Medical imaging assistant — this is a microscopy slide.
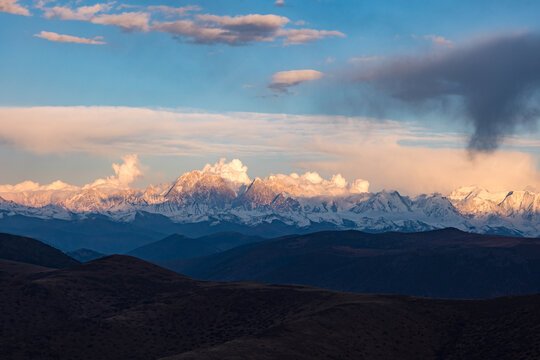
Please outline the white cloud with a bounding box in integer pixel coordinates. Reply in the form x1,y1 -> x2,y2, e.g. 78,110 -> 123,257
34,31 -> 106,45
202,158 -> 251,190
0,0 -> 29,15
275,0 -> 285,7
269,69 -> 323,92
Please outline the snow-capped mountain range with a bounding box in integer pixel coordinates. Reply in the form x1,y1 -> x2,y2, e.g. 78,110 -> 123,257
0,163 -> 538,237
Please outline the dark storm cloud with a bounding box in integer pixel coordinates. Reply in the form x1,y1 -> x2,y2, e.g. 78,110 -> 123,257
355,33 -> 540,151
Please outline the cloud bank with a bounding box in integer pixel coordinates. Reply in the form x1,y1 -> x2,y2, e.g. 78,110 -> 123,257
0,106 -> 537,194
352,32 -> 540,152
0,155 -> 144,206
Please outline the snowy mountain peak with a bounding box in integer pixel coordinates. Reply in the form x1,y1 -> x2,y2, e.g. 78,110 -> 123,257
0,159 -> 538,237
165,171 -> 236,207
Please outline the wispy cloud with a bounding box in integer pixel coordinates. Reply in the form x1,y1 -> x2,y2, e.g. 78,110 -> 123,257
269,69 -> 324,93
92,12 -> 150,31
423,34 -> 453,46
43,3 -> 112,21
348,56 -> 377,63
0,0 -> 30,15
34,31 -> 106,45
147,5 -> 201,18
279,29 -> 345,45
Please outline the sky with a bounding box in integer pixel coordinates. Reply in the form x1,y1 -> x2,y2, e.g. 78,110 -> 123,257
0,0 -> 539,194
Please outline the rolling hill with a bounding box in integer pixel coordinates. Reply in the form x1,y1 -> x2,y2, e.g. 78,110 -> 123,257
164,228 -> 540,298
1,254 -> 539,359
0,232 -> 79,268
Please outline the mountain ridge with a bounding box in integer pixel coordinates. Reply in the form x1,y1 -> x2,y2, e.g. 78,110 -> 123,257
0,170 -> 538,237
0,232 -> 79,268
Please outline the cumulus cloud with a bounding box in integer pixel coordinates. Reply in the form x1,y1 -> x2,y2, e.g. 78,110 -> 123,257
349,32 -> 540,152
84,154 -> 143,190
34,31 -> 106,45
0,106 -> 537,194
201,158 -> 251,189
269,69 -> 323,93
268,171 -> 370,197
0,0 -> 29,15
274,0 -> 285,7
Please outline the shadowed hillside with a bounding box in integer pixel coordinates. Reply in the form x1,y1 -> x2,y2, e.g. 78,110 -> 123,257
0,233 -> 79,268
164,228 -> 540,298
1,254 -> 539,359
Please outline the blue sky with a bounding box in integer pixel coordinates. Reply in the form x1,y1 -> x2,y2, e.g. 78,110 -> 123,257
0,0 -> 539,193
3,0 -> 540,111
